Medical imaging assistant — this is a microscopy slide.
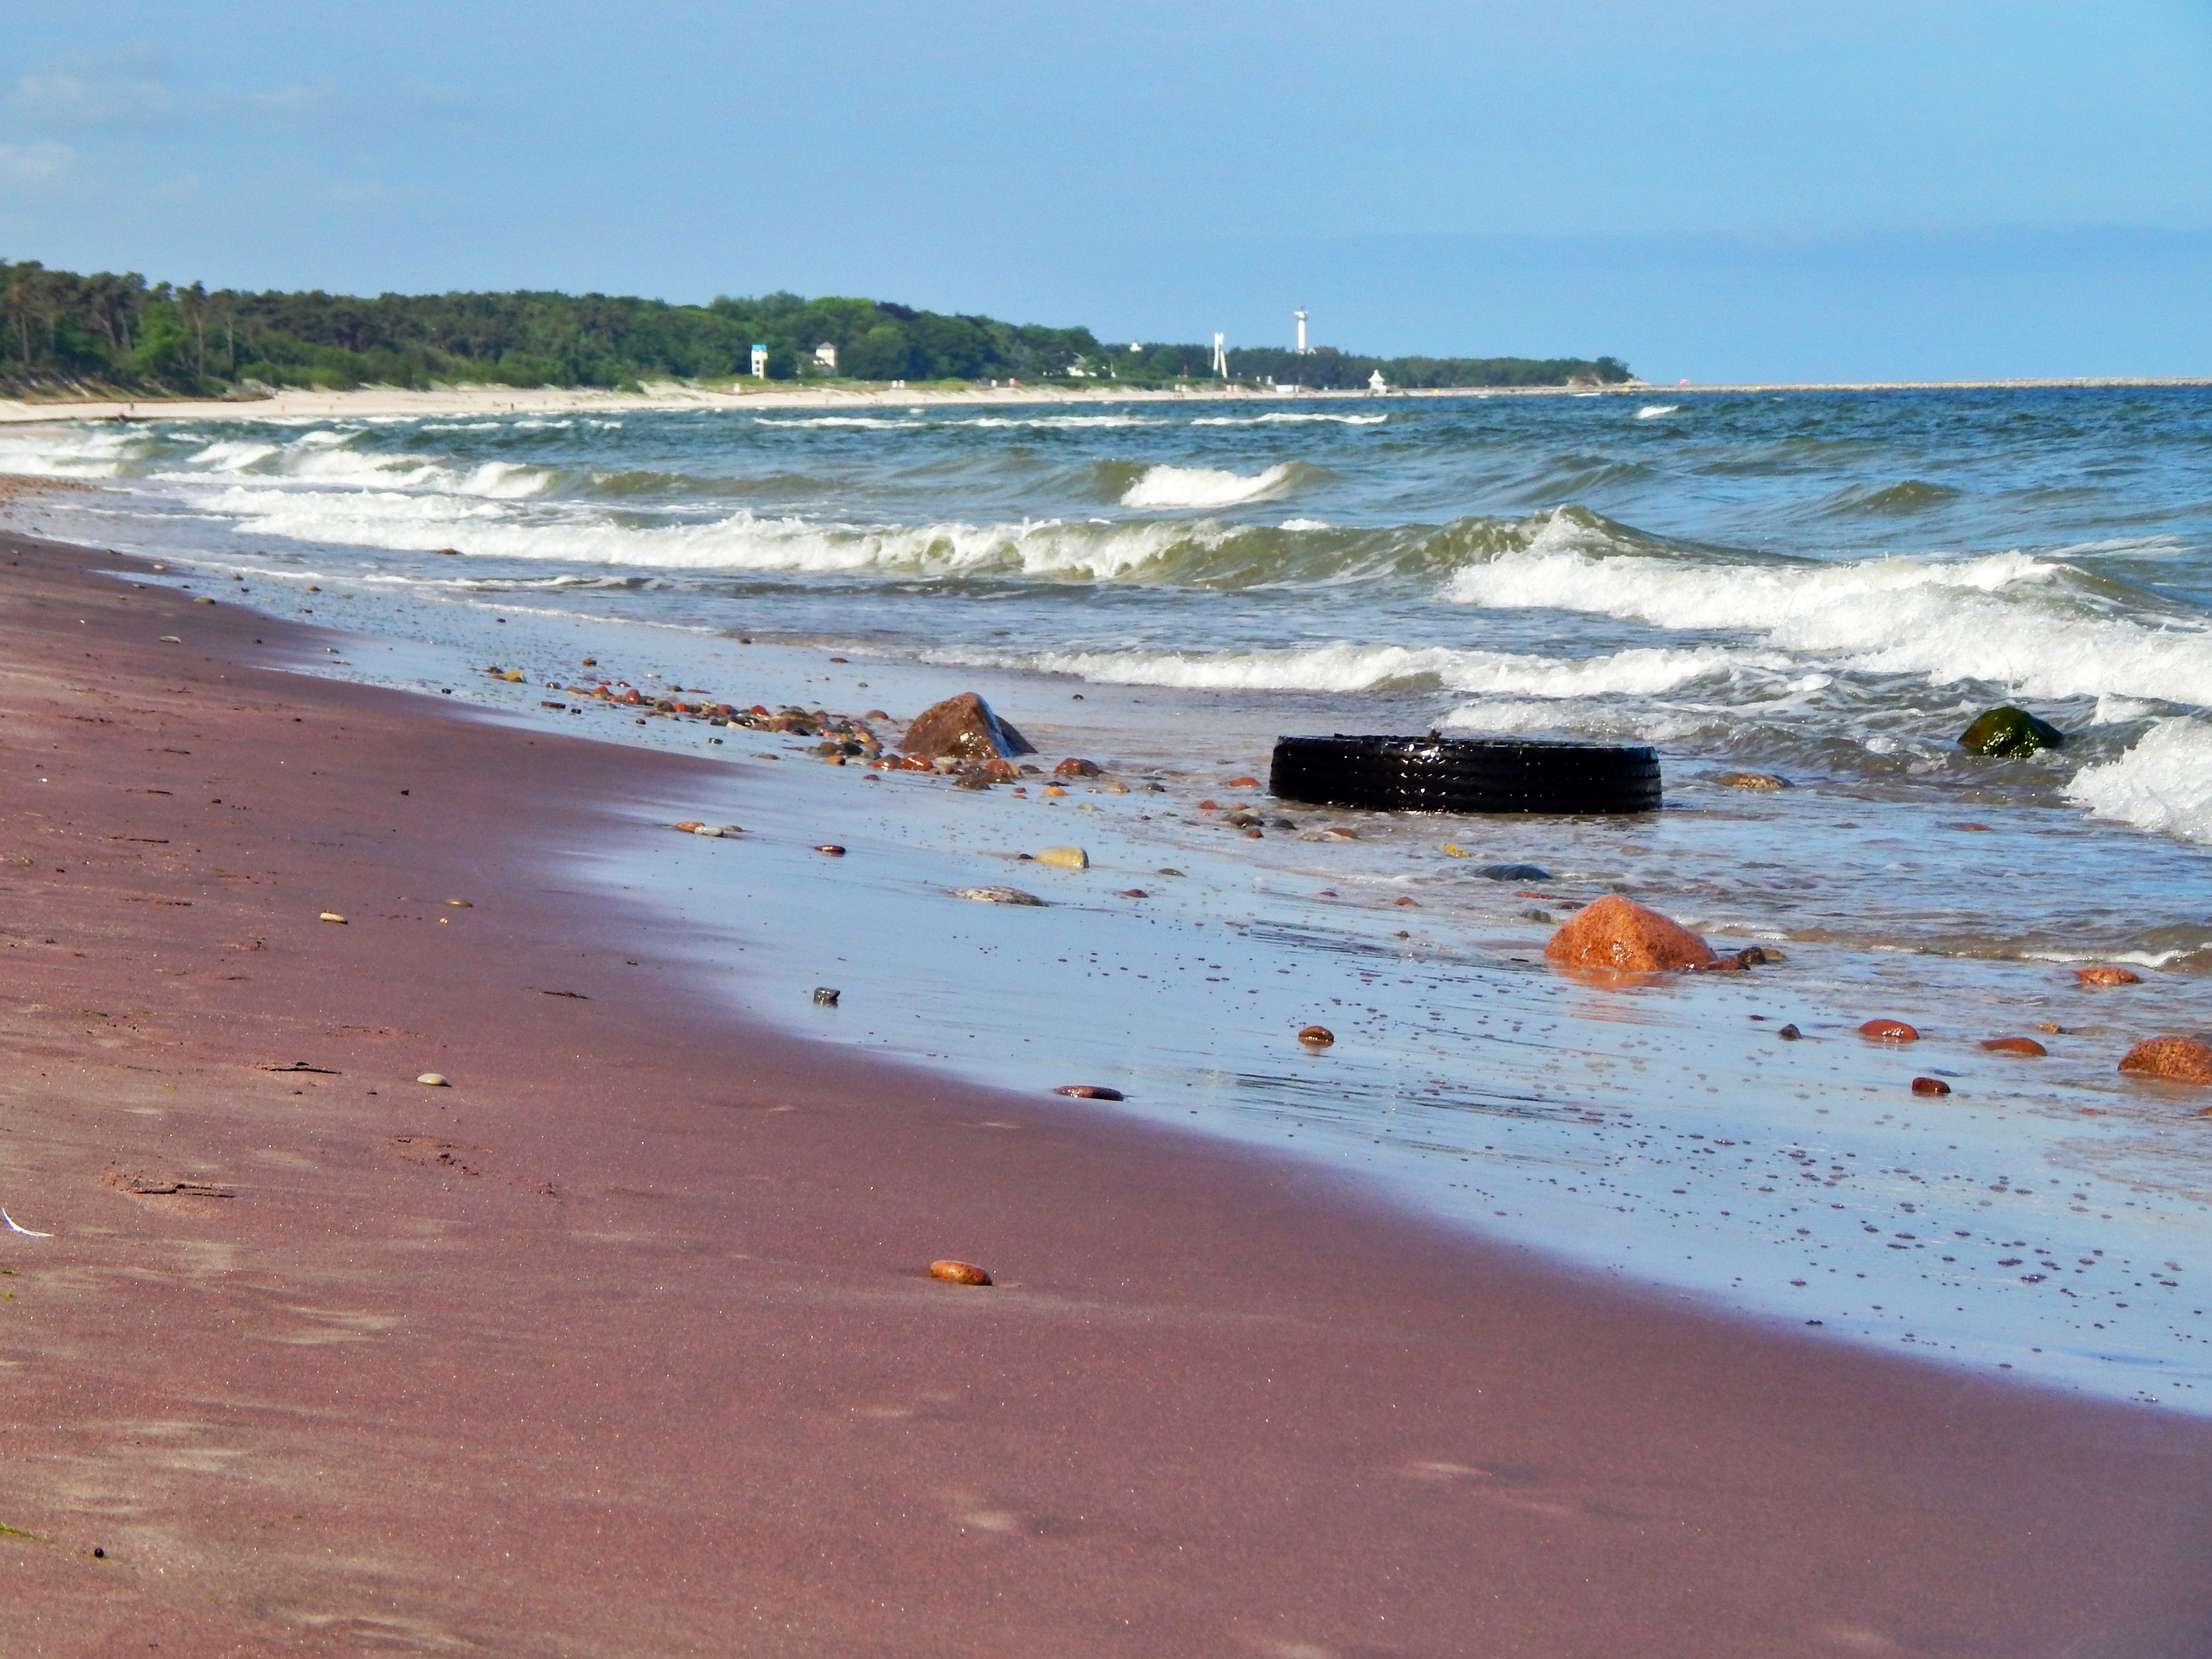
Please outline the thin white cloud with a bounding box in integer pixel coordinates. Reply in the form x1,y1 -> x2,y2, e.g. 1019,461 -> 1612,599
0,140 -> 79,189
244,80 -> 335,114
11,58 -> 175,127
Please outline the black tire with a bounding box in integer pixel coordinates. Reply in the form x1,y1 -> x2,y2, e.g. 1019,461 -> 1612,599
1269,734 -> 1661,815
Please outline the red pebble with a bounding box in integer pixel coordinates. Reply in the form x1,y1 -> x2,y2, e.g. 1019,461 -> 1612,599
1982,1036 -> 2047,1057
1911,1076 -> 1952,1095
1858,1019 -> 1919,1043
1224,775 -> 1260,787
1055,1084 -> 1125,1101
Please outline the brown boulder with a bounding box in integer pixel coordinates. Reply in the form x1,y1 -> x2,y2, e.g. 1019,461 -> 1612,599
1543,894 -> 1716,973
898,693 -> 1036,760
2118,1037 -> 2212,1087
2076,965 -> 2141,986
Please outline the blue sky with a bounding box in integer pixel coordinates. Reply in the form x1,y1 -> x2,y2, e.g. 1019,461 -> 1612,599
4,1 -> 2209,381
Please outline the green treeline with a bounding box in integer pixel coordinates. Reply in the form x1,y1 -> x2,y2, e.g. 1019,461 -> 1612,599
0,259 -> 1630,395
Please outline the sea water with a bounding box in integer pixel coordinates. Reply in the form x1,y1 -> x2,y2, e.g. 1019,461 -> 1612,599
6,386 -> 2212,1404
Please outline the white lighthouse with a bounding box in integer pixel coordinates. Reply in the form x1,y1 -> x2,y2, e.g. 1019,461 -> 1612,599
1211,332 -> 1228,377
1295,309 -> 1308,355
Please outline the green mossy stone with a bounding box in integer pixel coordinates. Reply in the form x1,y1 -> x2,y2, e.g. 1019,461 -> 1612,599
1959,705 -> 2066,757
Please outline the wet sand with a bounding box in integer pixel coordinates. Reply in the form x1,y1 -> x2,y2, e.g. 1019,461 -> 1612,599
2,532 -> 2211,1658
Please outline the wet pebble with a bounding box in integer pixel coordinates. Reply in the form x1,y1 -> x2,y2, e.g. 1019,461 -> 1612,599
813,987 -> 841,1006
415,1072 -> 449,1087
814,844 -> 846,856
1298,1026 -> 1335,1047
1033,846 -> 1088,870
1858,1019 -> 1919,1044
1055,1084 -> 1124,1100
318,912 -> 347,925
929,1260 -> 992,1286
1982,1036 -> 2048,1057
1911,1076 -> 1952,1096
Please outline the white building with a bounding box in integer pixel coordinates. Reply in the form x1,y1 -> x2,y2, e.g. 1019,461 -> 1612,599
1368,369 -> 1388,394
750,343 -> 769,378
813,342 -> 838,372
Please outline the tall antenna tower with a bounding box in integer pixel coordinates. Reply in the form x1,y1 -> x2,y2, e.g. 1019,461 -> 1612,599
1211,332 -> 1228,377
1294,309 -> 1308,355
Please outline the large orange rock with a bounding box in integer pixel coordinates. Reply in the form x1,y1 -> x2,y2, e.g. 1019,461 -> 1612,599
1543,894 -> 1716,973
2118,1037 -> 2212,1086
898,692 -> 1036,760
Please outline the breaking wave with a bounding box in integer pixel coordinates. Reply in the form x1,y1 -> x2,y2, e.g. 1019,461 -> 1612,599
922,640 -> 1767,697
1445,509 -> 2212,710
2066,719 -> 2212,845
1120,462 -> 1301,508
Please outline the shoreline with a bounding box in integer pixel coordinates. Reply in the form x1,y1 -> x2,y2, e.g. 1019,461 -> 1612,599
4,532 -> 2212,1650
4,372 -> 2210,426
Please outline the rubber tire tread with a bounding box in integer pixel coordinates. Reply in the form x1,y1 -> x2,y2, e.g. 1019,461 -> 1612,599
1270,734 -> 1661,815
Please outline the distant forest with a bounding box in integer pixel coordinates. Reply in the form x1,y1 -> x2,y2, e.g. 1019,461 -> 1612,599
0,259 -> 1631,395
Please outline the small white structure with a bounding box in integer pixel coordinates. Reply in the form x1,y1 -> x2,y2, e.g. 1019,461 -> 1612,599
750,343 -> 769,379
813,341 -> 838,371
1368,369 -> 1388,394
1211,332 -> 1228,377
1295,309 -> 1308,355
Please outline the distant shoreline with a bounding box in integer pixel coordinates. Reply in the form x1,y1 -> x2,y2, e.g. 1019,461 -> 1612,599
3,373 -> 2208,425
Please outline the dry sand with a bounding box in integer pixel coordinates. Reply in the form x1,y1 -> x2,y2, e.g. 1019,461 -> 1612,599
1,533 -> 2210,1656
8,375 -> 2210,429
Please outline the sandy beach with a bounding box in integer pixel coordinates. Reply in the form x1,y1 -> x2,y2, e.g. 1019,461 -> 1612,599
6,373 -> 2212,429
2,534 -> 2211,1654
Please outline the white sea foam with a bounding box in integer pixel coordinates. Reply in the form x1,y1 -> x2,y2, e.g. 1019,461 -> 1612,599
2065,719 -> 2212,844
1190,412 -> 1387,426
1120,462 -> 1298,509
957,415 -> 1166,429
751,415 -> 916,428
1446,510 -> 2212,709
1635,404 -> 1681,419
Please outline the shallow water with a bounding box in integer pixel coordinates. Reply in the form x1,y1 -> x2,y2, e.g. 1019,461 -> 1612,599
10,385 -> 2212,1405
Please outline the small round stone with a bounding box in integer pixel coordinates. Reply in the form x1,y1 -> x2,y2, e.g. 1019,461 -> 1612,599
1055,1084 -> 1124,1100
929,1260 -> 991,1286
1298,1026 -> 1335,1048
1911,1076 -> 1952,1096
416,1073 -> 449,1087
1981,1036 -> 2048,1057
1858,1019 -> 1919,1043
